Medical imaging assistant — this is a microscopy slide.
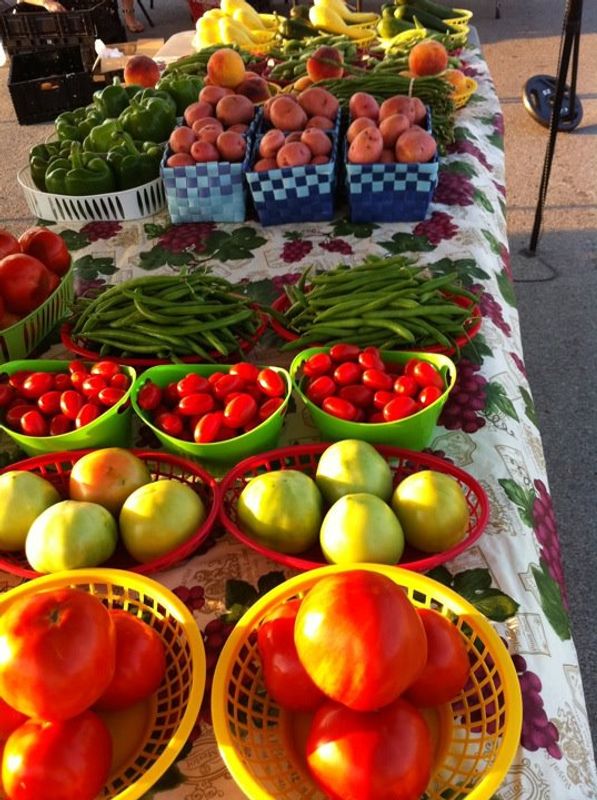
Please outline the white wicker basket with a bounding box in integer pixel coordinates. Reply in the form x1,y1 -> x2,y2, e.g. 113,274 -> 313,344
17,166 -> 167,223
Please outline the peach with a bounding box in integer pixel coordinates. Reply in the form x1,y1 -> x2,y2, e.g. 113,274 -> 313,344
410,97 -> 428,125
259,129 -> 285,159
269,96 -> 307,131
169,126 -> 197,154
348,127 -> 384,164
123,54 -> 160,88
306,46 -> 344,82
276,142 -> 311,168
216,94 -> 255,127
206,47 -> 246,89
379,95 -> 416,124
166,153 -> 195,167
184,101 -> 214,127
349,92 -> 379,121
311,155 -> 330,165
408,40 -> 449,78
216,131 -> 246,162
379,113 -> 411,148
305,115 -> 335,130
293,76 -> 313,92
347,117 -> 376,144
199,85 -> 234,106
253,157 -> 278,172
297,87 -> 339,121
443,68 -> 469,95
235,76 -> 271,104
301,128 -> 332,157
190,140 -> 220,162
395,128 -> 437,163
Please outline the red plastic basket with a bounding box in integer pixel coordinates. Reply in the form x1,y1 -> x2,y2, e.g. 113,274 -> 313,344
219,443 -> 489,572
0,449 -> 220,579
269,292 -> 482,356
60,308 -> 269,368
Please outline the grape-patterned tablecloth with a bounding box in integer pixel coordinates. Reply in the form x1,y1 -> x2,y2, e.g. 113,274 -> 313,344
1,42 -> 596,800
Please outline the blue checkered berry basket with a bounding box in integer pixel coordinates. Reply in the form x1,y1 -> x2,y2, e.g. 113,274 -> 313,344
160,111 -> 261,224
245,130 -> 339,227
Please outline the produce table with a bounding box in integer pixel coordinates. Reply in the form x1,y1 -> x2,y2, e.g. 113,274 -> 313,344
2,38 -> 597,800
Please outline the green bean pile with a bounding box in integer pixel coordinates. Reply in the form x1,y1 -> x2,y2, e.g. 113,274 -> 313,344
276,255 -> 478,352
70,272 -> 263,362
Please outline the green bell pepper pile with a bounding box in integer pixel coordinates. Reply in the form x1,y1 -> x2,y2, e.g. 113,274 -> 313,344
156,72 -> 203,116
120,96 -> 176,144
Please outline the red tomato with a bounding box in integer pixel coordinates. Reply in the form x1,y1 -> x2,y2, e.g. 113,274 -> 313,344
81,375 -> 107,400
176,373 -> 210,397
207,371 -> 225,385
404,609 -> 470,707
303,352 -> 332,377
97,387 -> 125,407
94,610 -> 166,711
257,599 -> 326,713
229,362 -> 259,383
18,227 -> 71,277
358,346 -> 385,371
7,372 -> 31,392
20,409 -> 48,436
53,373 -> 72,392
178,392 -> 215,416
329,343 -> 360,363
49,414 -> 72,436
2,711 -> 112,800
75,402 -> 101,429
0,254 -> 52,315
362,368 -> 393,391
109,372 -> 130,390
37,390 -> 62,416
164,381 -> 181,406
156,411 -> 184,437
411,360 -> 444,390
0,384 -> 14,407
322,396 -> 357,421
257,368 -> 285,398
60,390 -> 84,420
213,373 -> 245,400
338,384 -> 373,409
67,360 -> 87,374
333,361 -> 362,386
69,371 -> 87,392
294,571 -> 427,711
89,360 -> 120,380
0,230 -> 20,261
372,390 -> 395,410
5,403 -> 36,430
137,381 -> 162,411
20,371 -> 54,399
306,697 -> 432,800
394,375 -> 418,396
223,393 -> 257,428
193,410 -> 223,443
306,375 -> 336,404
0,588 -> 116,720
368,411 -> 385,423
418,385 -> 443,407
383,395 -> 418,421
258,396 -> 284,421
0,697 -> 27,741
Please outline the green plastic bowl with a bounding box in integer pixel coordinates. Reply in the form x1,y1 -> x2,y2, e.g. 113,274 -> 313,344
0,360 -> 136,457
131,364 -> 292,472
290,348 -> 456,451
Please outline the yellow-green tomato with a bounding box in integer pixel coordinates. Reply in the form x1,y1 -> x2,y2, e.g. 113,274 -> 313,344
0,471 -> 60,551
119,479 -> 206,563
315,440 -> 393,504
320,492 -> 405,565
237,470 -> 323,555
391,470 -> 469,553
25,500 -> 118,572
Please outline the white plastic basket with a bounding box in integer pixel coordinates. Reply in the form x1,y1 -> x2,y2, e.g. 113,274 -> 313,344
17,166 -> 167,223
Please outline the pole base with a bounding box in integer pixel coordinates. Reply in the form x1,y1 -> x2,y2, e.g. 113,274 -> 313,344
523,75 -> 583,132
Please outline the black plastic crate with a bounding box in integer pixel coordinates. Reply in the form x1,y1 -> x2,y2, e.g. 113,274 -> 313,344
8,45 -> 95,125
0,0 -> 126,56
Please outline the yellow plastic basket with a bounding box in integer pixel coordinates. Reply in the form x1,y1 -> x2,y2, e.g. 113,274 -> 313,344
445,7 -> 473,26
454,77 -> 478,108
0,569 -> 206,800
212,564 -> 522,800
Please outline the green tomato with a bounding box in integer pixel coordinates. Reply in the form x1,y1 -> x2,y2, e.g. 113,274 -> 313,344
0,471 -> 60,551
25,500 -> 118,572
320,493 -> 404,565
119,479 -> 206,563
391,470 -> 470,553
315,440 -> 393,505
237,470 -> 323,555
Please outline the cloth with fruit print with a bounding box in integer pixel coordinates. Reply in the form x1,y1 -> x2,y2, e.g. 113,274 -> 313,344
1,38 -> 596,800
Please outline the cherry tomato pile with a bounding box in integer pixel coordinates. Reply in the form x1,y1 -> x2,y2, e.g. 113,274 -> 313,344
257,570 -> 471,800
137,363 -> 288,444
0,361 -> 131,437
0,587 -> 166,800
0,227 -> 71,331
299,344 -> 446,423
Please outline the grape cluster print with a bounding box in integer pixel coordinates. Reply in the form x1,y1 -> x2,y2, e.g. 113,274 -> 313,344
509,351 -> 527,377
433,170 -> 476,206
532,480 -> 568,608
439,358 -> 487,433
281,239 -> 313,263
200,618 -> 236,725
320,238 -> 353,255
172,584 -> 206,613
512,653 -> 563,759
413,211 -> 459,245
271,272 -> 301,293
80,221 -> 122,241
158,222 -> 216,253
471,284 -> 512,336
446,140 -> 493,171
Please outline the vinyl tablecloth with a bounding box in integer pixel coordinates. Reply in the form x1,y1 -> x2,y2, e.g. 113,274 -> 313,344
1,40 -> 597,800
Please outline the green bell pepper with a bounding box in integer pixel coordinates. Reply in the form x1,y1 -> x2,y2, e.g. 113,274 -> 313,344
93,77 -> 132,119
106,132 -> 161,190
156,72 -> 204,116
29,141 -> 72,191
64,143 -> 116,196
131,88 -> 178,117
54,107 -> 89,142
83,118 -> 125,153
119,96 -> 176,145
44,157 -> 72,195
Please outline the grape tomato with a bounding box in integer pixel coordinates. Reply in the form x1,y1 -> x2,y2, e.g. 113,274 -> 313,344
322,396 -> 357,421
20,410 -> 48,436
306,375 -> 336,404
229,362 -> 260,383
90,361 -> 121,380
176,373 -> 210,397
178,393 -> 215,417
333,361 -> 362,386
329,343 -> 360,363
223,393 -> 258,428
362,368 -> 393,392
303,352 -> 332,377
257,368 -> 285,398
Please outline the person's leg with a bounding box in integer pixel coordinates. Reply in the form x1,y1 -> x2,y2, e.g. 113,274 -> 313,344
121,0 -> 144,32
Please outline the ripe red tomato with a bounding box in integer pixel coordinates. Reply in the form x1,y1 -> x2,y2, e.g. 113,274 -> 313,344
294,571 -> 427,711
394,375 -> 418,396
0,254 -> 52,315
97,387 -> 125,407
223,393 -> 257,428
306,375 -> 336,404
306,697 -> 432,800
411,360 -> 444,390
49,414 -> 72,436
258,396 -> 284,421
362,368 -> 393,391
213,373 -> 245,400
178,392 -> 215,416
229,361 -> 259,383
303,352 -> 332,377
358,346 -> 384,371
329,343 -> 359,363
0,230 -> 20,261
404,608 -> 470,707
94,610 -> 166,711
322,396 -> 357,421
257,599 -> 326,713
20,372 -> 55,399
193,410 -> 224,443
383,395 -> 418,422
0,697 -> 27,741
60,389 -> 84,420
257,368 -> 285,398
0,588 -> 116,720
18,227 -> 71,277
137,381 -> 162,411
176,372 -> 210,397
156,411 -> 184,437
338,383 -> 373,409
418,385 -> 443,407
333,361 -> 362,386
89,360 -> 120,380
81,375 -> 106,399
75,402 -> 101,429
2,710 -> 112,800
37,390 -> 62,416
20,409 -> 48,436
0,384 -> 14,407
